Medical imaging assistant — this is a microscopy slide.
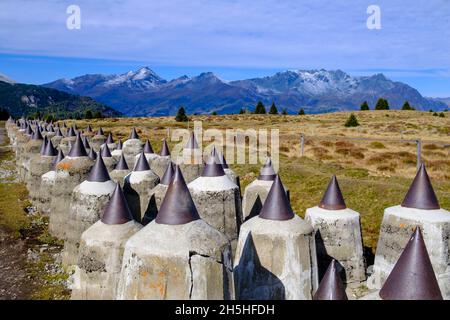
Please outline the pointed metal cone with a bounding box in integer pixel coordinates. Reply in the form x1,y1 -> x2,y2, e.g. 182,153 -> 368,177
259,175 -> 294,220
319,175 -> 347,210
211,147 -> 229,169
101,184 -> 133,225
220,152 -> 229,169
67,126 -> 76,137
379,227 -> 443,300
68,133 -> 88,157
96,127 -> 104,136
185,131 -> 199,149
39,136 -> 48,155
43,139 -> 57,156
32,128 -> 44,140
160,139 -> 170,156
106,132 -> 114,144
160,162 -> 175,185
47,125 -> 54,133
87,154 -> 111,182
129,127 -> 139,139
258,157 -> 276,181
52,149 -> 65,169
100,144 -> 112,157
116,139 -> 123,150
73,123 -> 78,130
86,124 -> 93,132
143,139 -> 154,154
155,165 -> 200,225
401,163 -> 440,210
88,147 -> 97,160
313,260 -> 348,300
25,125 -> 33,136
134,151 -> 150,171
115,153 -> 129,170
62,122 -> 67,128
202,154 -> 225,177
82,136 -> 91,150
55,127 -> 64,137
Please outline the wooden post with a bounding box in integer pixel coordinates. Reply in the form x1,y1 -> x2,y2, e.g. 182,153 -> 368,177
416,139 -> 422,171
300,134 -> 305,157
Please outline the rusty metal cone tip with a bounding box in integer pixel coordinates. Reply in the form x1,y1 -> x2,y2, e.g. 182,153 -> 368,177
379,227 -> 443,300
114,154 -> 129,170
134,151 -> 150,171
155,165 -> 200,225
313,260 -> 348,300
101,184 -> 133,225
401,163 -> 440,210
87,154 -> 111,182
259,174 -> 294,221
319,175 -> 346,210
68,133 -> 88,157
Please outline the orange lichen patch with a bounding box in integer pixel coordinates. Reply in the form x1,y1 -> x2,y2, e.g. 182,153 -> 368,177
399,223 -> 406,228
57,161 -> 73,170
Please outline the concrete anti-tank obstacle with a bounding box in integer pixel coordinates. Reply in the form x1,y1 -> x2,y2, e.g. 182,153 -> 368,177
109,153 -> 131,186
212,147 -> 239,185
123,151 -> 159,222
62,153 -> 116,268
99,144 -> 117,171
242,157 -> 287,221
122,128 -> 143,169
142,161 -> 175,225
59,126 -> 77,155
305,175 -> 366,285
361,227 -> 443,300
21,127 -> 44,183
37,148 -> 65,215
103,132 -> 117,151
233,175 -> 318,300
71,184 -> 142,300
133,139 -> 157,166
313,259 -> 348,300
14,123 -> 31,181
111,139 -> 123,160
117,166 -> 233,300
367,163 -> 450,299
149,138 -> 171,178
177,132 -> 204,183
188,153 -> 242,251
51,126 -> 64,147
49,132 -> 94,239
27,138 -> 58,207
90,127 -> 107,152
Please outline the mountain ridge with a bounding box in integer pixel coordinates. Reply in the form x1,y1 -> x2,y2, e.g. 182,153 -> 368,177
44,67 -> 448,116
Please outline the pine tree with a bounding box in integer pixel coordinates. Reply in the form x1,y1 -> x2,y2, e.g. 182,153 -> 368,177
360,101 -> 370,111
0,108 -> 10,120
344,113 -> 359,127
439,112 -> 445,118
254,101 -> 267,114
85,110 -> 93,119
401,101 -> 413,110
375,98 -> 386,110
239,108 -> 245,114
298,108 -> 305,115
383,98 -> 390,110
269,102 -> 278,114
175,106 -> 188,122
281,108 -> 288,115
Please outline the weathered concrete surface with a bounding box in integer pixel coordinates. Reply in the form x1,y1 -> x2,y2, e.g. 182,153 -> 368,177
150,155 -> 171,178
367,205 -> 450,299
48,156 -> 94,239
71,220 -> 142,300
142,183 -> 169,225
27,155 -> 56,206
90,135 -> 106,153
134,152 -> 157,167
109,169 -> 130,186
177,163 -> 204,184
59,136 -> 77,156
305,206 -> 366,284
122,139 -> 143,170
123,171 -> 160,222
20,139 -> 43,183
188,175 -> 242,251
116,219 -> 233,300
14,131 -> 30,181
62,180 -> 117,268
37,170 -> 56,215
242,179 -> 289,221
101,156 -> 117,172
234,216 -> 318,300
50,135 -> 63,149
224,168 -> 239,186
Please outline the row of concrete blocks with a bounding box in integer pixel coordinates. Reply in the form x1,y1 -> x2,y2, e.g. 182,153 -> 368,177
5,119 -> 450,300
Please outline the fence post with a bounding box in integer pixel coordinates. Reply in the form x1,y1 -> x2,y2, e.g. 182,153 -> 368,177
416,139 -> 422,170
300,134 -> 305,157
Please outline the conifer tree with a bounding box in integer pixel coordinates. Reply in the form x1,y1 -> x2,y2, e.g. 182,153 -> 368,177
269,102 -> 278,114
344,113 -> 359,127
254,101 -> 267,114
360,101 -> 370,111
175,106 -> 188,122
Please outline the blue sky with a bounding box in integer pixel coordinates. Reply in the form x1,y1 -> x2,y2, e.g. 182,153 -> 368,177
0,0 -> 449,96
